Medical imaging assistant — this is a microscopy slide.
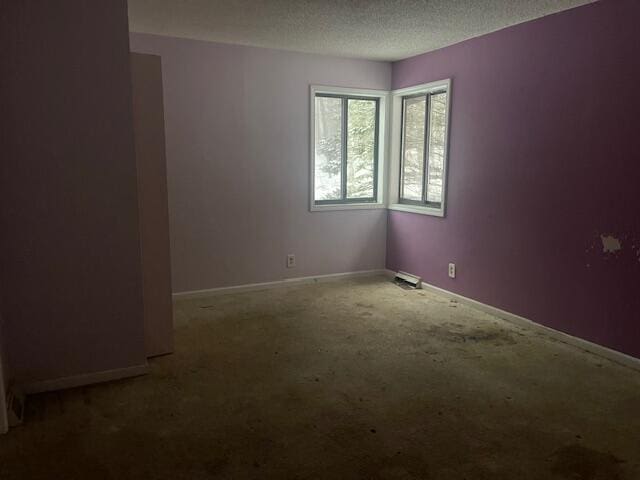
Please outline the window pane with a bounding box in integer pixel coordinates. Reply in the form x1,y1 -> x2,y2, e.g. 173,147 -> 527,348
426,92 -> 447,204
401,96 -> 426,201
314,96 -> 342,201
346,99 -> 376,199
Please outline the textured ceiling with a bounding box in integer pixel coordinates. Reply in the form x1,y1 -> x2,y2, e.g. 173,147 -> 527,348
128,0 -> 597,61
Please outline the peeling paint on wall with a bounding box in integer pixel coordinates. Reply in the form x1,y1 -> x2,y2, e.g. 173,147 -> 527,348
600,235 -> 622,254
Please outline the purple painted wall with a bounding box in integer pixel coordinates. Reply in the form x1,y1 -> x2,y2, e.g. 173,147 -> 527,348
0,1 -> 147,382
129,34 -> 391,293
388,0 -> 640,358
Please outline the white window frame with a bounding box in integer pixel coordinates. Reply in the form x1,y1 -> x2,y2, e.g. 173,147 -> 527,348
309,85 -> 388,212
387,79 -> 452,217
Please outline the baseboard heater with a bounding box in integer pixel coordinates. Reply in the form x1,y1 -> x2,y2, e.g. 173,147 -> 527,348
394,271 -> 422,289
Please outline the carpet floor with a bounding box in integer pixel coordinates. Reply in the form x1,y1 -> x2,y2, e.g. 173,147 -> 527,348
1,276 -> 638,479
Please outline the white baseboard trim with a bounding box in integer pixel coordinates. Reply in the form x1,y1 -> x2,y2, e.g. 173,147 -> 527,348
173,269 -> 388,300
397,271 -> 640,371
19,363 -> 149,395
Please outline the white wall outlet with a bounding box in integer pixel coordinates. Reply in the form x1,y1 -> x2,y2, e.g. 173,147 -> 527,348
448,263 -> 456,278
287,254 -> 296,268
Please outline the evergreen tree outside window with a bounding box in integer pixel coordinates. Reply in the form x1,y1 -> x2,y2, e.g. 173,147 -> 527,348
313,93 -> 380,205
399,90 -> 448,208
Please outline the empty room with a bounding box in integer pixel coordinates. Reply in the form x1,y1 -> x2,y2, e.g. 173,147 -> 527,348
1,0 -> 639,478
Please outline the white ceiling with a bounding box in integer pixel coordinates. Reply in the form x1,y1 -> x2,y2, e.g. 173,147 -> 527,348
128,0 -> 597,61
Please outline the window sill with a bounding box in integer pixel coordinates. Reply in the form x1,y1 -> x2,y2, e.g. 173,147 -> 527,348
310,202 -> 386,212
388,203 -> 444,217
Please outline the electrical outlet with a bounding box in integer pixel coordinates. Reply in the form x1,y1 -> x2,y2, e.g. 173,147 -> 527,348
287,254 -> 296,268
448,263 -> 456,278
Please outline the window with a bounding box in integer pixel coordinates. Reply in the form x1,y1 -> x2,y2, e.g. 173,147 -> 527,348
389,80 -> 451,217
310,86 -> 387,211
